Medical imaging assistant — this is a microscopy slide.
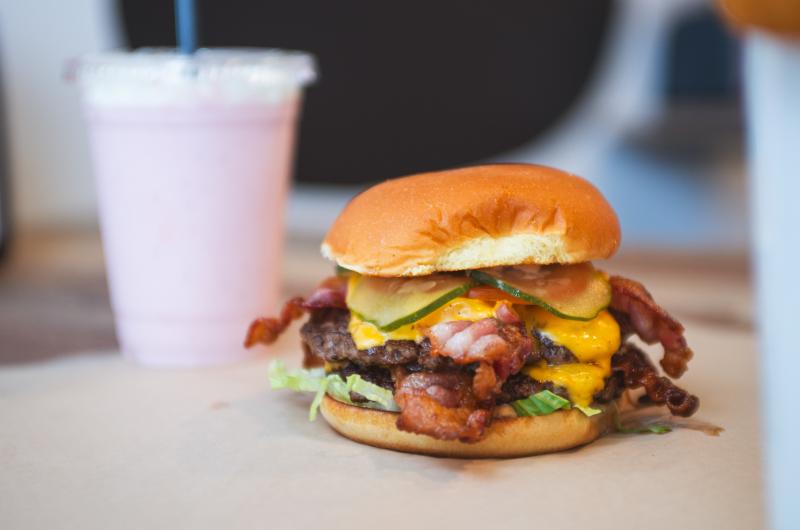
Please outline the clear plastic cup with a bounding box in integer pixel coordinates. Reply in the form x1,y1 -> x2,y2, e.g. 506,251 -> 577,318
744,32 -> 800,529
70,48 -> 316,367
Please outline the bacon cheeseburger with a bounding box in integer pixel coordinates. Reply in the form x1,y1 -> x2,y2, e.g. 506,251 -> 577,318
246,164 -> 698,458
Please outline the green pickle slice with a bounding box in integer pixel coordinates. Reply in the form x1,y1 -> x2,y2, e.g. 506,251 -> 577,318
346,274 -> 475,332
468,263 -> 611,321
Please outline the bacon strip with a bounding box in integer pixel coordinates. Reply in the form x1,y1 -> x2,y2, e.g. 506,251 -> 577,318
393,316 -> 532,442
303,276 -> 348,309
393,368 -> 492,443
609,275 -> 693,378
244,297 -> 306,347
495,302 -> 522,324
425,319 -> 532,401
244,276 -> 347,347
612,343 -> 699,417
427,319 -> 530,365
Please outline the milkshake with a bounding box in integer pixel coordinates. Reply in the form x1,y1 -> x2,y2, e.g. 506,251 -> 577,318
71,49 -> 316,366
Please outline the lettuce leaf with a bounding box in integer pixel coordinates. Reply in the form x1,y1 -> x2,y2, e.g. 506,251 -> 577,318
511,390 -> 604,418
345,374 -> 398,411
615,421 -> 671,434
510,390 -> 572,416
611,402 -> 672,435
308,378 -> 329,421
614,416 -> 672,435
575,404 -> 603,417
269,360 -> 325,392
268,360 -> 399,420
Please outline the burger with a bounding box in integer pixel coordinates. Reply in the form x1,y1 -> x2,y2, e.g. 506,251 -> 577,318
246,164 -> 699,458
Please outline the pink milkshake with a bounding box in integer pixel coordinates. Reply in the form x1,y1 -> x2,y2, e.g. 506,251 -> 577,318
71,49 -> 316,366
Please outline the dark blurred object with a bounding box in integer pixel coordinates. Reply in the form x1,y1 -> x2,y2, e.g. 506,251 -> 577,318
666,8 -> 739,100
119,0 -> 613,183
632,8 -> 742,161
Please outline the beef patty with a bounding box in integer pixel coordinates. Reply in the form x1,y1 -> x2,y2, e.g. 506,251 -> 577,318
330,361 -> 624,405
300,309 -> 453,370
302,308 -> 622,404
301,308 -> 580,369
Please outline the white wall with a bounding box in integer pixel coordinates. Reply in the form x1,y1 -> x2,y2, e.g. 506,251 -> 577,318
0,0 -> 122,229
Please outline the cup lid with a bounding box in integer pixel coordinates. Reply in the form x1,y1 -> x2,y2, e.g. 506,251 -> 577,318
68,48 -> 317,107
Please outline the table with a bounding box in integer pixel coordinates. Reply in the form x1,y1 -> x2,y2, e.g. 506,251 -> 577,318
0,231 -> 764,529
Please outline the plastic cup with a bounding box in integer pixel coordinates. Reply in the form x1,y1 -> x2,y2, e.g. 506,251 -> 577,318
744,32 -> 800,529
70,48 -> 316,367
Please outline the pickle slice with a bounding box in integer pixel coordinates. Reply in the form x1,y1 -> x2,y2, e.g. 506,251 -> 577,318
468,263 -> 610,321
346,274 -> 475,331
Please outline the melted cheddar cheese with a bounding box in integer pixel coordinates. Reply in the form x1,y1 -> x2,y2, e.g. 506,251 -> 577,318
348,297 -> 497,349
520,306 -> 620,407
526,360 -> 611,407
347,299 -> 621,408
518,307 -> 621,363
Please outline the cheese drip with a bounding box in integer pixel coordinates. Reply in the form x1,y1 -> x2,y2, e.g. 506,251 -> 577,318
520,307 -> 621,407
348,298 -> 621,408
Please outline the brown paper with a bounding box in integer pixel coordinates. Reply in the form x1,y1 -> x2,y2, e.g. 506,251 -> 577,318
0,321 -> 764,530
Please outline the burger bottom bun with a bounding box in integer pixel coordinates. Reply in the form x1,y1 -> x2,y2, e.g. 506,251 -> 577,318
319,395 -> 615,458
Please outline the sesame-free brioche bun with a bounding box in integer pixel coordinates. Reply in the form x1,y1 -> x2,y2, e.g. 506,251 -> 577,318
319,395 -> 614,458
321,164 -> 620,277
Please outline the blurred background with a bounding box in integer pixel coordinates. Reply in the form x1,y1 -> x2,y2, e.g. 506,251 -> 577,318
0,2 -> 778,526
0,0 -> 745,248
0,0 -> 751,359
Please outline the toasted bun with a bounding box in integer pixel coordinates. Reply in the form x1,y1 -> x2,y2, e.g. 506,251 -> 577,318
319,395 -> 614,458
322,164 -> 620,277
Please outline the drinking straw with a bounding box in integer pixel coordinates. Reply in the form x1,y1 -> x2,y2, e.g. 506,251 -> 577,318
175,0 -> 197,54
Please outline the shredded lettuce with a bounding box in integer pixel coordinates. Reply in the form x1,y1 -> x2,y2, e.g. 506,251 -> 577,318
611,403 -> 672,435
269,360 -> 325,392
511,390 -> 605,418
268,360 -> 399,421
307,378 -> 329,421
575,404 -> 603,417
510,390 -> 572,416
614,416 -> 672,435
615,421 -> 671,435
345,374 -> 398,411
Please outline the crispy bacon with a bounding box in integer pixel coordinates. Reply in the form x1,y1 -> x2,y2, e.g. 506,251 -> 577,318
393,315 -> 532,442
244,276 -> 347,348
303,276 -> 348,309
492,325 -> 531,381
429,319 -> 501,362
612,343 -> 699,417
426,320 -> 472,349
609,275 -> 693,378
495,302 -> 522,324
427,319 -> 527,365
244,297 -> 306,347
425,318 -> 532,401
472,362 -> 499,402
393,368 -> 492,443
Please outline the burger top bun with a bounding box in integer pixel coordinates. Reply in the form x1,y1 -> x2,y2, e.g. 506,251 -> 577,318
322,164 -> 621,277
